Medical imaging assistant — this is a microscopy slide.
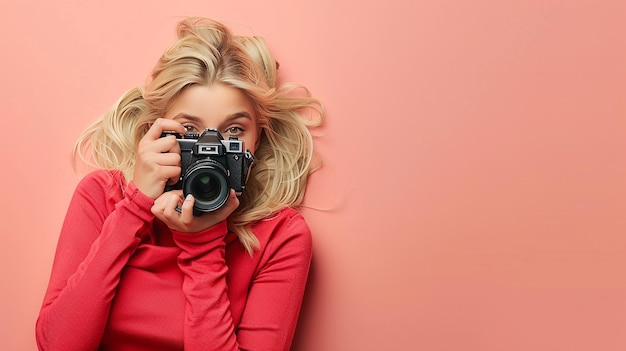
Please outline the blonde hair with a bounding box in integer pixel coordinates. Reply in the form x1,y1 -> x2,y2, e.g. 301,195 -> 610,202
74,17 -> 323,254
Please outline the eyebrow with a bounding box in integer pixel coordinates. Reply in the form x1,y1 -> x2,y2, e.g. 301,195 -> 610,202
172,112 -> 252,125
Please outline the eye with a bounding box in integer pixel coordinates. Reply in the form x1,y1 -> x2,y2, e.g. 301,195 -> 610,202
224,126 -> 244,136
183,124 -> 200,133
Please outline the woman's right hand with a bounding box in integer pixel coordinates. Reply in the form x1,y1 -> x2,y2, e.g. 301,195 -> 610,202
132,118 -> 187,199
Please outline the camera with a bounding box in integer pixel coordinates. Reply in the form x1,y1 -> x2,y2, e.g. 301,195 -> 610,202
161,128 -> 255,215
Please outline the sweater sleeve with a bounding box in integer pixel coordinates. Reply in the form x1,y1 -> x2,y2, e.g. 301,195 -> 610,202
172,212 -> 313,351
36,171 -> 156,351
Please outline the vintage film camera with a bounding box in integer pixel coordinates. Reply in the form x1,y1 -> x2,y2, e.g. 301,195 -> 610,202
161,128 -> 255,215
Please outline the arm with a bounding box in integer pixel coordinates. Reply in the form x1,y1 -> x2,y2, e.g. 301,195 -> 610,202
36,171 -> 155,351
171,212 -> 313,351
237,213 -> 312,351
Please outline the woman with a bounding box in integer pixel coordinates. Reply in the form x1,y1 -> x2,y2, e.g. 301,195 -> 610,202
36,16 -> 323,351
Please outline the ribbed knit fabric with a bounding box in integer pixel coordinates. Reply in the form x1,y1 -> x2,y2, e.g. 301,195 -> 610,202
36,170 -> 312,351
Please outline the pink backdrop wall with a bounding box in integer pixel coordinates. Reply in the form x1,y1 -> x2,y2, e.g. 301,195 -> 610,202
1,1 -> 625,350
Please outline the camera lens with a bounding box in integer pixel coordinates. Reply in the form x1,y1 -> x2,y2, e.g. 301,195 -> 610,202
183,160 -> 230,212
192,175 -> 221,201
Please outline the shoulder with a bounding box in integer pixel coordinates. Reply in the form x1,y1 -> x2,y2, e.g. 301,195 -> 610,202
77,169 -> 123,188
253,208 -> 312,255
73,169 -> 125,204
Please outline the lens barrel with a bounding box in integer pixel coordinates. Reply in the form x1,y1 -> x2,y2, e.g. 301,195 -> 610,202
183,159 -> 230,212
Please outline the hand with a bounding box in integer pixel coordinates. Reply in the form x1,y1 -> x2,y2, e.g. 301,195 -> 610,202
151,189 -> 240,233
133,118 -> 187,199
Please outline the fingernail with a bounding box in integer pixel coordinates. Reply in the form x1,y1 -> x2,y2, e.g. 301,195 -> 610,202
185,194 -> 193,201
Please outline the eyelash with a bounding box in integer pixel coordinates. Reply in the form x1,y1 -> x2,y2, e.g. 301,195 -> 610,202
183,124 -> 244,135
224,126 -> 244,135
183,124 -> 200,133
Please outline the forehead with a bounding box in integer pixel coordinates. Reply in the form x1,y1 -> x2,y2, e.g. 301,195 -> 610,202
164,83 -> 256,121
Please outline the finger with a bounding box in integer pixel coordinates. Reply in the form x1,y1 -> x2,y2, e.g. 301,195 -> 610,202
153,165 -> 181,186
163,191 -> 184,220
152,152 -> 181,167
152,190 -> 181,214
168,190 -> 184,198
151,193 -> 167,216
163,165 -> 182,186
212,189 -> 240,218
227,189 -> 240,210
179,194 -> 196,225
139,134 -> 182,154
144,118 -> 186,141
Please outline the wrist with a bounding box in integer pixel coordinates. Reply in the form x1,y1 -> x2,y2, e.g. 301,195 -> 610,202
123,181 -> 156,218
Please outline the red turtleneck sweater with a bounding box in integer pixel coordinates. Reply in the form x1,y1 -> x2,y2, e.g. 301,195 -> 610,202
36,170 -> 312,350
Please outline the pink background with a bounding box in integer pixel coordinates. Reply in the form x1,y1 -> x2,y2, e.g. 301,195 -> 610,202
1,1 -> 625,350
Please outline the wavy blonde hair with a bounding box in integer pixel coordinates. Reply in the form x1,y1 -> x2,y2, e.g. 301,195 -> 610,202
74,17 -> 323,254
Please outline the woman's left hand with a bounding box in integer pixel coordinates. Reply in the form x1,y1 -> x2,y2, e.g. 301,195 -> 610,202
151,189 -> 240,233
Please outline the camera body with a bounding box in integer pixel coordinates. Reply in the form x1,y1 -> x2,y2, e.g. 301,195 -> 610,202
162,128 -> 255,214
